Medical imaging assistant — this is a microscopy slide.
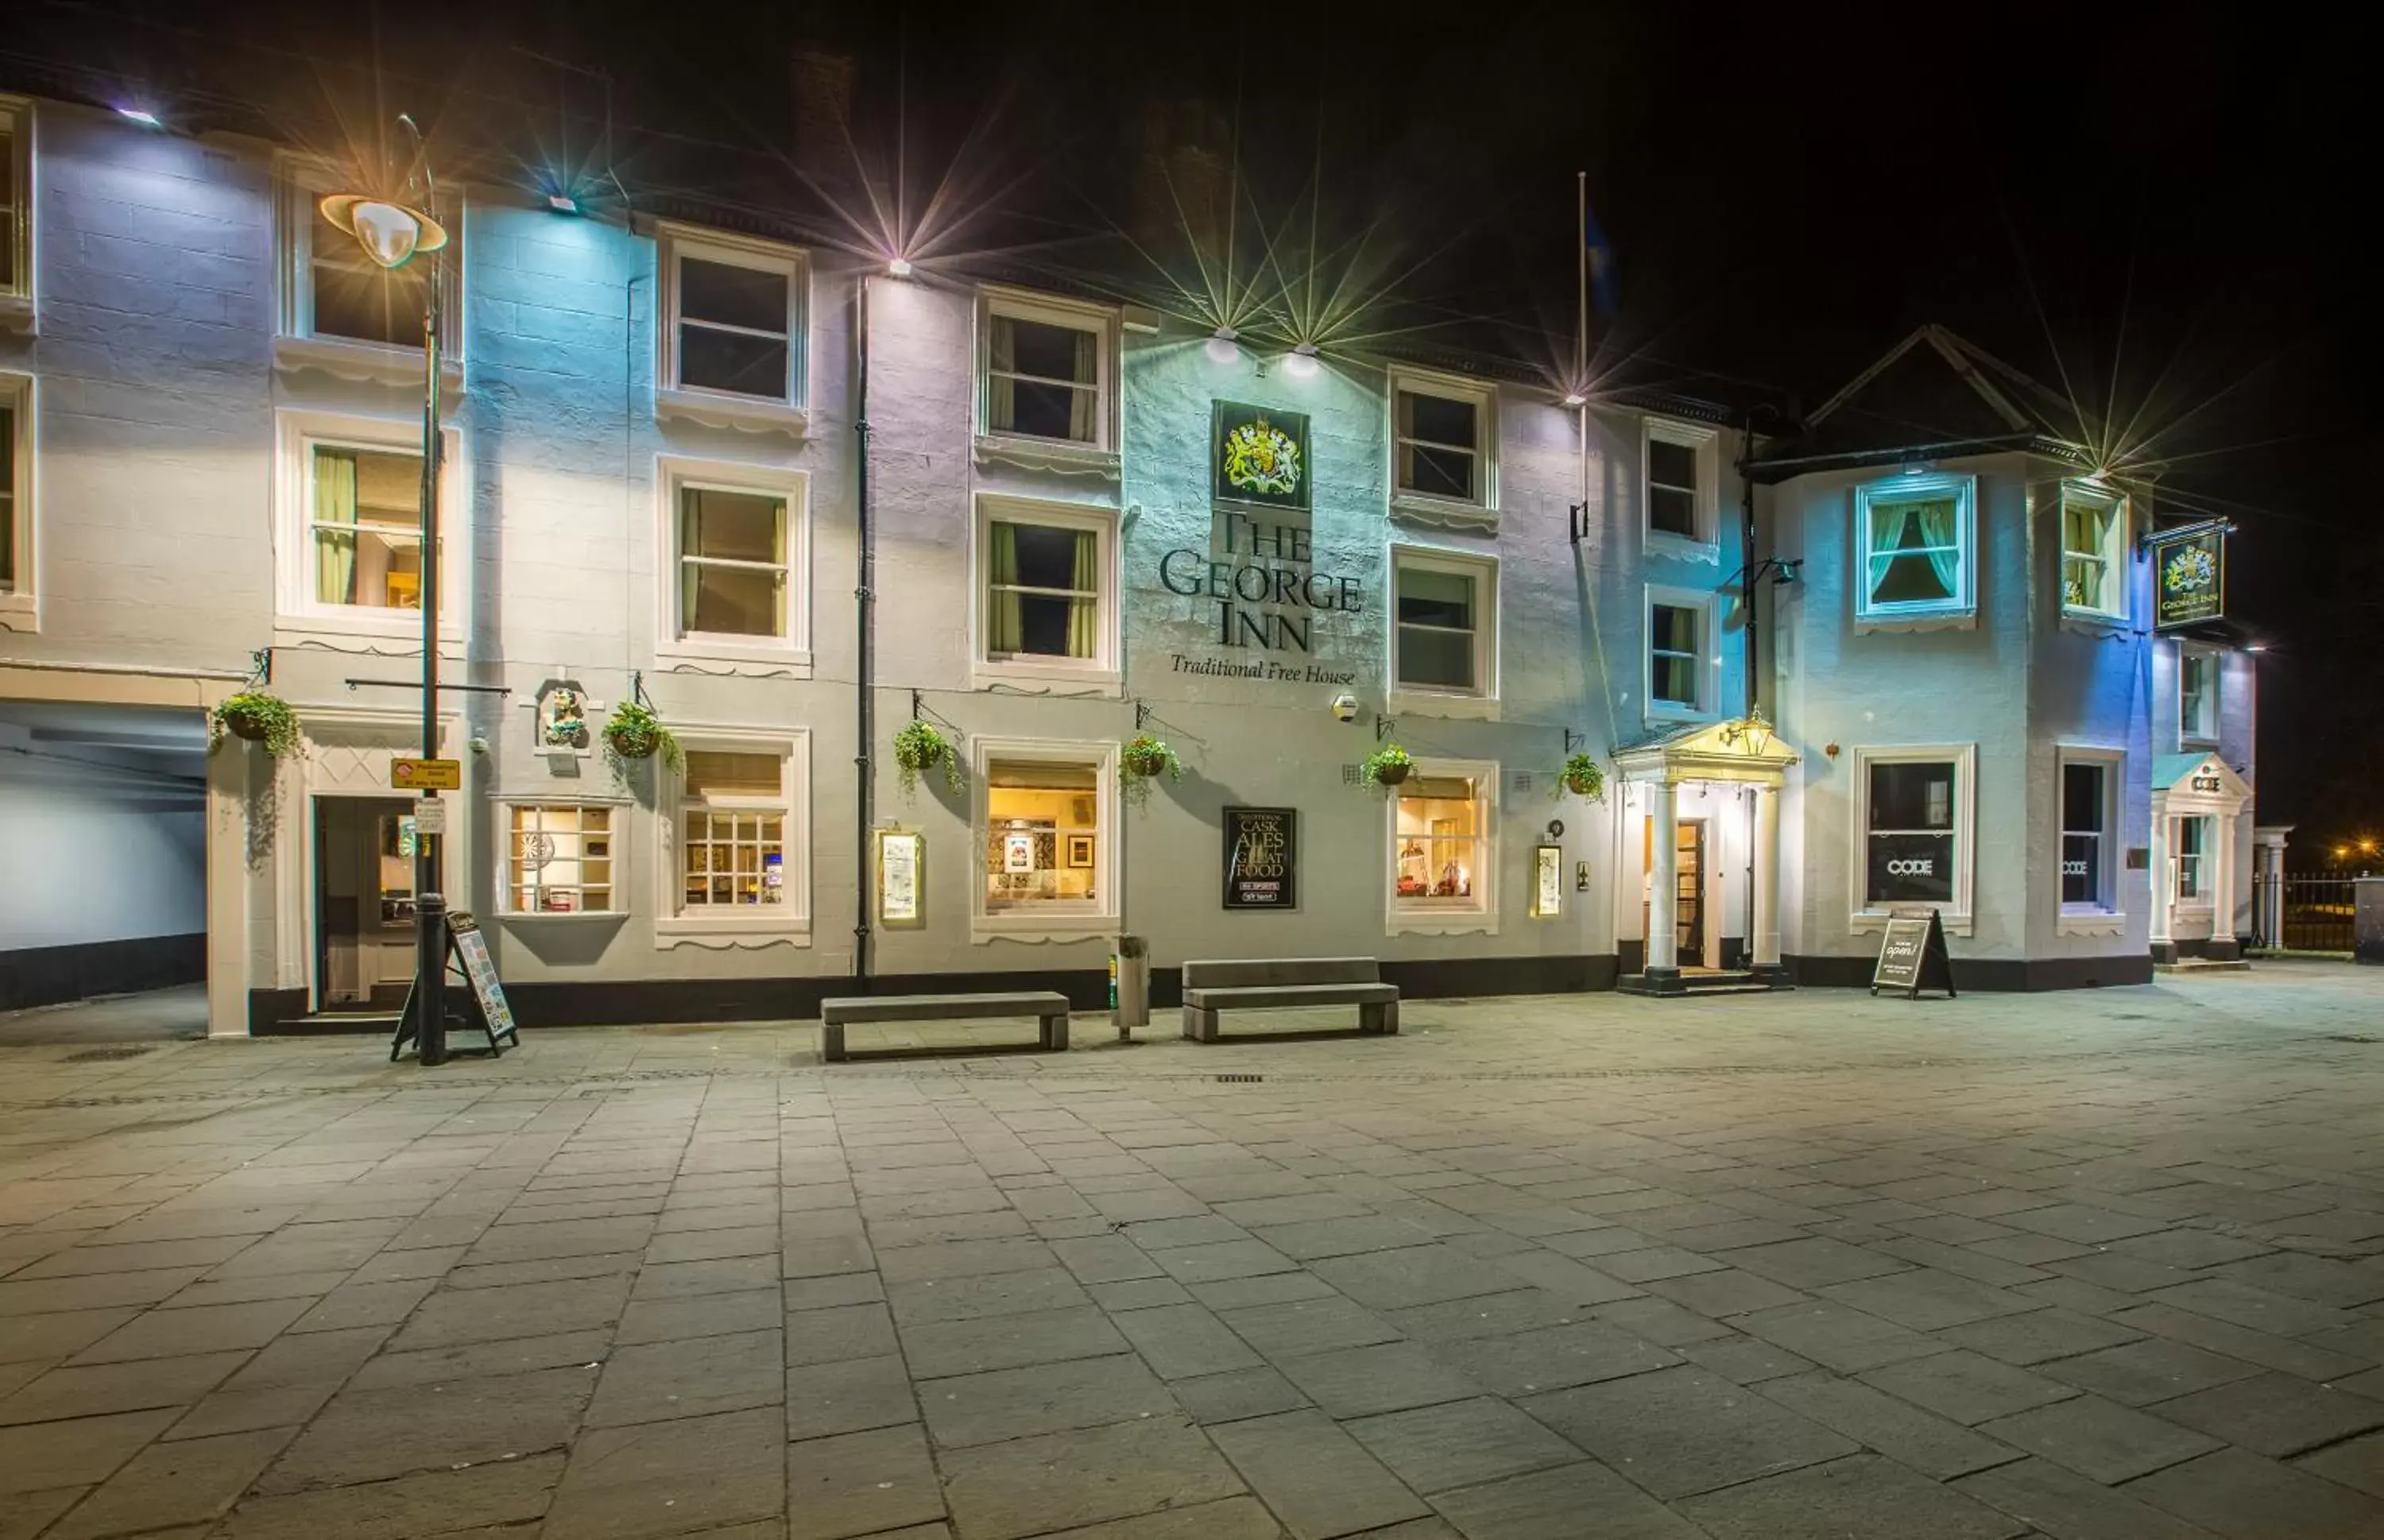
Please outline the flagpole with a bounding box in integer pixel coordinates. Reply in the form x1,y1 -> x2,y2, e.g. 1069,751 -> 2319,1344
1576,171 -> 1588,386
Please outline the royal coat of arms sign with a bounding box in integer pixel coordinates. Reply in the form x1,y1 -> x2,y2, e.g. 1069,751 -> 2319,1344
1212,401 -> 1311,512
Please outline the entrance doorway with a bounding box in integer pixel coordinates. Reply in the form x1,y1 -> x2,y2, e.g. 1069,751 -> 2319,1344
1644,816 -> 1709,968
314,796 -> 418,1012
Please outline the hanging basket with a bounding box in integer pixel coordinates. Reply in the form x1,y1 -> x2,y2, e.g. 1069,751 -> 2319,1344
894,720 -> 961,795
1561,751 -> 1606,802
1361,743 -> 1415,787
1120,734 -> 1182,783
211,691 -> 303,758
602,702 -> 683,772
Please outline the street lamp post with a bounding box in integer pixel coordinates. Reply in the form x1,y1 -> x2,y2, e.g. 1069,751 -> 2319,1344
322,118 -> 452,1065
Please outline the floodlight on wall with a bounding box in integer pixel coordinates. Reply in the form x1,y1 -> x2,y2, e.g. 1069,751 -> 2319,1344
1206,326 -> 1241,366
1561,391 -> 1588,409
886,257 -> 914,278
117,107 -> 163,128
1283,342 -> 1321,380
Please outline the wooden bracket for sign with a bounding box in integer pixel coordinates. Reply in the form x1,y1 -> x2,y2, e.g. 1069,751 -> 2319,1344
1376,714 -> 1396,742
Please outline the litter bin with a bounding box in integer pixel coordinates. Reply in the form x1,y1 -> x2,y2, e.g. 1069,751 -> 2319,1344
1112,934 -> 1150,1039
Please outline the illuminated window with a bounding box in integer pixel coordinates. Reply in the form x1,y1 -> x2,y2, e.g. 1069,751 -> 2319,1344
1,97 -> 28,304
1855,474 -> 1976,622
310,445 -> 428,610
0,373 -> 27,616
2174,815 -> 2208,901
509,805 -> 613,914
1863,758 -> 1957,907
277,162 -> 459,359
2180,650 -> 2218,742
1643,418 -> 1718,547
308,200 -> 427,348
679,751 -> 789,911
983,758 -> 1105,915
659,225 -> 807,412
1391,546 -> 1498,698
1394,772 -> 1489,913
2061,759 -> 2111,908
1389,367 -> 1496,512
679,486 -> 787,639
2061,486 -> 2127,618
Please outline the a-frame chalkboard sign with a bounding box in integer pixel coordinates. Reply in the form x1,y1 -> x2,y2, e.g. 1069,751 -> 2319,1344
1871,907 -> 1957,999
391,911 -> 521,1060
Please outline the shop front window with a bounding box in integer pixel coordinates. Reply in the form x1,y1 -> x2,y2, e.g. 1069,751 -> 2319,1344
680,751 -> 788,910
2061,760 -> 2109,907
984,759 -> 1102,914
1395,773 -> 1487,910
1865,758 -> 1956,906
509,805 -> 613,914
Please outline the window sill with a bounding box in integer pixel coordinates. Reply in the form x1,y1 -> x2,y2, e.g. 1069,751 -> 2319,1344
1850,908 -> 1974,938
2057,909 -> 2127,938
656,387 -> 810,437
1388,908 -> 1500,938
973,660 -> 1123,698
1387,687 -> 1499,722
0,292 -> 33,335
499,910 -> 626,923
1645,531 -> 1720,565
973,435 -> 1120,481
1644,702 -> 1716,728
973,913 -> 1117,945
1855,608 -> 1976,635
2059,608 -> 2131,639
274,616 -> 466,655
0,595 -> 37,633
273,334 -> 465,397
1389,492 -> 1498,535
2180,735 -> 2220,752
656,916 -> 811,949
655,639 -> 815,678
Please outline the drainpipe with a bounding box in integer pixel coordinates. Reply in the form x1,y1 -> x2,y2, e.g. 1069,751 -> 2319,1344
1740,411 -> 1761,722
853,277 -> 876,992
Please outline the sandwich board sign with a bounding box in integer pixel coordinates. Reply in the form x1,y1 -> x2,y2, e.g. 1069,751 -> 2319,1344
1871,907 -> 1956,999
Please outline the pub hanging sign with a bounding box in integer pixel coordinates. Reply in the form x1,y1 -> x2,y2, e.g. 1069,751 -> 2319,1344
2148,521 -> 2227,633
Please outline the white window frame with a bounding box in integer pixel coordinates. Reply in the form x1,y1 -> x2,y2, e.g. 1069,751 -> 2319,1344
1642,416 -> 1720,559
655,222 -> 809,433
2056,745 -> 2126,935
1,95 -> 34,325
2178,646 -> 2220,745
1643,584 -> 1720,723
273,408 -> 466,647
1387,365 -> 1499,527
273,155 -> 462,383
1849,743 -> 1976,935
656,728 -> 811,944
1387,543 -> 1500,717
2058,482 -> 2129,622
655,456 -> 813,672
974,287 -> 1120,474
970,736 -> 1120,941
497,800 -> 625,920
972,493 -> 1121,695
0,371 -> 33,631
2172,814 -> 2212,910
1853,471 -> 1978,627
1386,756 -> 1500,937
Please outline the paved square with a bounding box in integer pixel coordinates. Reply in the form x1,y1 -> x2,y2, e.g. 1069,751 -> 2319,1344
3,965 -> 2383,1538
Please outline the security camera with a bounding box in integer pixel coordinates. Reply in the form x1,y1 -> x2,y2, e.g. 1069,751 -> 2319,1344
1329,693 -> 1360,723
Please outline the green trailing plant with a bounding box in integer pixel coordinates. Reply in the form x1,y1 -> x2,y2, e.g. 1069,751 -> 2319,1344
1119,734 -> 1182,806
894,719 -> 961,795
603,699 -> 683,772
211,691 -> 303,759
1361,741 -> 1415,788
1561,751 -> 1606,802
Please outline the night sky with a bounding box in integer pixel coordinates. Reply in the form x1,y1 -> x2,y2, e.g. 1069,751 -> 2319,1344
11,1 -> 2373,849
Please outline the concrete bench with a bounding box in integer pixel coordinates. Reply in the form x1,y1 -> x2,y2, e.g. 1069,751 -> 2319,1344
818,991 -> 1070,1062
1180,958 -> 1399,1043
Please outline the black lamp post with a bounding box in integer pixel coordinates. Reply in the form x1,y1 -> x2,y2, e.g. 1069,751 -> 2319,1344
321,118 -> 452,1064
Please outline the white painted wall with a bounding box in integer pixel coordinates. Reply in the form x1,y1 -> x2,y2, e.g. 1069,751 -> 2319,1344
0,755 -> 204,947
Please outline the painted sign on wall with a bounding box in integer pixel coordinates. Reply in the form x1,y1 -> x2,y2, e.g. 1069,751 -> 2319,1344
1212,401 -> 1310,512
2150,525 -> 2226,632
1223,807 -> 1298,909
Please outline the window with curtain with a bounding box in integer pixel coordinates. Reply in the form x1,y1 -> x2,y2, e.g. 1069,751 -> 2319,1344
1647,437 -> 1701,540
985,518 -> 1099,660
0,394 -> 17,593
1865,758 -> 1957,905
309,201 -> 428,347
679,486 -> 788,638
509,805 -> 613,913
1,104 -> 24,297
2180,652 -> 2217,741
984,759 -> 1101,913
2062,494 -> 2123,615
2175,816 -> 2207,900
1395,389 -> 1479,501
2062,760 -> 2110,907
311,444 -> 426,609
1864,496 -> 1964,609
679,750 -> 789,911
986,312 -> 1100,443
1395,563 -> 1479,691
675,253 -> 792,400
1651,602 -> 1701,708
1395,774 -> 1487,908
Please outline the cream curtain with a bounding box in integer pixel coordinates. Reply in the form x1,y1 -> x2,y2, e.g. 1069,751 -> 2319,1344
987,520 -> 1023,653
988,318 -> 1017,434
1914,500 -> 1959,595
1069,329 -> 1098,443
314,448 -> 358,604
1066,528 -> 1097,658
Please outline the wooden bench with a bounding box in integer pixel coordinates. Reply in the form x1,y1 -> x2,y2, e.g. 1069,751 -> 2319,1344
818,992 -> 1070,1063
1180,958 -> 1399,1043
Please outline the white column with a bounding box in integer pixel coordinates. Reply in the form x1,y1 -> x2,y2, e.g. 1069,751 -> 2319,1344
1647,777 -> 1680,976
2209,812 -> 2235,952
2149,798 -> 2173,954
1752,783 -> 1782,973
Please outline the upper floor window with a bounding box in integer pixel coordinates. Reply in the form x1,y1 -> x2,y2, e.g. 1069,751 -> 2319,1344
1854,474 -> 1976,624
1388,368 -> 1496,517
1,97 -> 29,306
274,408 -> 462,639
309,199 -> 426,348
1,373 -> 28,617
980,292 -> 1115,449
1391,546 -> 1499,700
975,496 -> 1118,688
657,459 -> 810,666
277,161 -> 458,361
1647,590 -> 1713,716
658,226 -> 807,416
2061,485 -> 2127,619
312,445 -> 428,610
2180,650 -> 2218,742
1643,418 -> 1719,550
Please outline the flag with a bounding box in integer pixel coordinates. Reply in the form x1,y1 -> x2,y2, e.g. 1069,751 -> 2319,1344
1584,200 -> 1619,314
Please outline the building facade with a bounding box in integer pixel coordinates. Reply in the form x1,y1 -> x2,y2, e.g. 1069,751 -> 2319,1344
0,96 -> 2264,1033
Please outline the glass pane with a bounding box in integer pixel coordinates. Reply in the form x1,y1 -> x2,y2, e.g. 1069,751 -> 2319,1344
311,207 -> 427,345
985,761 -> 1102,910
1648,438 -> 1697,492
1652,652 -> 1697,706
2178,818 -> 2204,856
2062,834 -> 2099,904
1648,486 -> 1698,539
1398,625 -> 1474,691
1396,567 -> 1473,629
1007,524 -> 1090,592
1010,594 -> 1090,658
679,257 -> 787,333
683,489 -> 784,563
1400,443 -> 1474,499
997,316 -> 1095,384
999,380 -> 1090,441
1872,552 -> 1953,604
1869,833 -> 1955,903
2062,763 -> 2103,834
1651,604 -> 1697,655
1403,392 -> 1476,450
1394,780 -> 1482,903
685,751 -> 782,799
679,327 -> 788,398
686,563 -> 781,637
1871,761 -> 1954,832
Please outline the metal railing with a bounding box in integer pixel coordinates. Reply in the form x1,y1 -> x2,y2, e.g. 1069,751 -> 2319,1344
2252,873 -> 2357,952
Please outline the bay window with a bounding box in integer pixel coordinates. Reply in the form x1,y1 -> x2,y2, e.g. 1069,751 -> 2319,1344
1389,760 -> 1498,934
508,805 -> 614,915
1854,745 -> 1974,927
2061,486 -> 2127,619
1854,474 -> 1976,623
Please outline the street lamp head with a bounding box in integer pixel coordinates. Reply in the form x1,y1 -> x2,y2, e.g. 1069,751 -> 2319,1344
319,193 -> 449,270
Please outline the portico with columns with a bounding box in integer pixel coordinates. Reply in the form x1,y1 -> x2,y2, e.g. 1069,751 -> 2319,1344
2151,751 -> 2254,964
1612,716 -> 1800,995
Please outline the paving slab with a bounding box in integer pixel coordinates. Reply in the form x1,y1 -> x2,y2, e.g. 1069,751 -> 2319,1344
1209,1409 -> 1434,1540
1677,1453 -> 2030,1540
1976,1393 -> 2223,1484
2125,1446 -> 2384,1540
1426,1457 -> 1708,1539
1343,1396 -> 1585,1494
1520,1365 -> 1859,1499
2146,1370 -> 2384,1457
1954,1456 -> 2223,1540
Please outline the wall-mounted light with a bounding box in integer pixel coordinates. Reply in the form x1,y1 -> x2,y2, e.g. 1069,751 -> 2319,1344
545,192 -> 582,215
1561,391 -> 1588,409
1205,326 -> 1240,366
1283,342 -> 1321,380
885,257 -> 914,279
117,107 -> 163,128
